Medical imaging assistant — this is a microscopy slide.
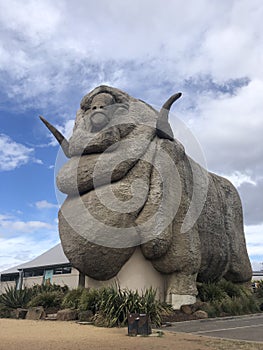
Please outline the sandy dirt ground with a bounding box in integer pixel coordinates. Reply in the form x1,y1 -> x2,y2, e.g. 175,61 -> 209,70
0,319 -> 263,350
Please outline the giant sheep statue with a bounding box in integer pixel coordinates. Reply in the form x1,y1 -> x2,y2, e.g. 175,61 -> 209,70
40,85 -> 252,308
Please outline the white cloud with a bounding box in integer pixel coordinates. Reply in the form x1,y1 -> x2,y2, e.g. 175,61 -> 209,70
62,120 -> 74,139
251,261 -> 263,271
10,221 -> 52,231
0,134 -> 33,171
186,79 -> 263,174
0,214 -> 55,234
0,134 -> 42,171
33,159 -> 44,165
0,0 -> 61,41
0,212 -> 59,271
47,119 -> 74,147
0,214 -> 12,221
0,0 -> 262,109
0,210 -> 59,271
194,2 -> 263,81
0,235 -> 59,272
35,200 -> 59,209
0,0 -> 262,270
245,223 -> 263,257
221,171 -> 257,188
239,180 -> 263,226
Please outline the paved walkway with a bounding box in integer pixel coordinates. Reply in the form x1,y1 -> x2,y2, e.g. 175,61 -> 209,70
165,313 -> 263,342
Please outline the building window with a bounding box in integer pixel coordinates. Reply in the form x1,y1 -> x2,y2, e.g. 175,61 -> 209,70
24,269 -> 44,278
53,266 -> 72,275
0,273 -> 19,282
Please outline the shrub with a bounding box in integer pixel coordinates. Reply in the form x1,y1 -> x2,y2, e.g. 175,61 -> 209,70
218,280 -> 246,298
93,286 -> 172,327
0,304 -> 12,318
98,287 -> 137,327
254,280 -> 263,298
200,294 -> 260,318
62,288 -> 85,309
28,291 -> 64,309
240,294 -> 260,314
0,285 -> 33,309
31,283 -> 68,295
197,282 -> 228,302
139,287 -> 172,327
201,301 -> 220,318
63,285 -> 171,327
197,279 -> 253,303
0,284 -> 69,314
79,288 -> 100,314
197,279 -> 260,318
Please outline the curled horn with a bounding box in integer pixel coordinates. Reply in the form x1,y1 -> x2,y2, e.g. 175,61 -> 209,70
39,116 -> 70,158
157,92 -> 182,140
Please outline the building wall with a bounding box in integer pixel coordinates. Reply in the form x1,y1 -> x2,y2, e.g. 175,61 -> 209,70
0,267 -> 80,294
85,247 -> 165,301
0,281 -> 16,294
0,247 -> 166,297
1,252 -> 165,297
51,267 -> 80,289
22,267 -> 80,289
23,276 -> 43,288
252,274 -> 263,281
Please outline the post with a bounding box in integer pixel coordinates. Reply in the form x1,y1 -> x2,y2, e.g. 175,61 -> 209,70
78,271 -> 85,288
17,269 -> 24,290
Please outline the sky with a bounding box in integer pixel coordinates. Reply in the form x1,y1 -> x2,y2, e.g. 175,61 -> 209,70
0,0 -> 262,272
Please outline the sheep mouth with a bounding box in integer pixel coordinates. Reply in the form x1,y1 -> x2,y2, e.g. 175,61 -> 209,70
90,111 -> 109,132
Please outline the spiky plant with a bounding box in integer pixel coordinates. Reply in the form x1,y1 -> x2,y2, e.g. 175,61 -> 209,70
0,285 -> 33,309
93,286 -> 172,327
197,282 -> 228,302
78,287 -> 101,313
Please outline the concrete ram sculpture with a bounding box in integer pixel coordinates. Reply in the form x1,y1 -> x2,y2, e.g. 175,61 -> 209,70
40,85 -> 252,308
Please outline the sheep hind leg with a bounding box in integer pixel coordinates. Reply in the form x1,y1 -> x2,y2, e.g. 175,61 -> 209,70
165,272 -> 198,310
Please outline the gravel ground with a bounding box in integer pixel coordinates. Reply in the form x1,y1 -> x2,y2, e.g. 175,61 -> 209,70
0,319 -> 263,350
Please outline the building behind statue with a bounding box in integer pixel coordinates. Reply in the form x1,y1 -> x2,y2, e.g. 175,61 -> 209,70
0,243 -> 169,304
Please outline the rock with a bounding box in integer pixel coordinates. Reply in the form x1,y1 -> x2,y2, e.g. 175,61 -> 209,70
181,305 -> 192,315
15,308 -> 28,319
193,310 -> 208,319
78,310 -> 93,322
191,301 -> 207,313
26,307 -> 46,320
56,309 -> 78,321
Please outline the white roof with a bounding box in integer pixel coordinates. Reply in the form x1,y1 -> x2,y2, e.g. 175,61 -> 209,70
0,243 -> 70,275
0,264 -> 21,275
